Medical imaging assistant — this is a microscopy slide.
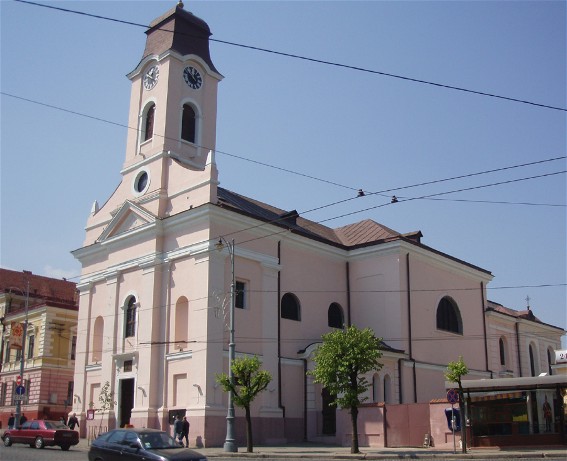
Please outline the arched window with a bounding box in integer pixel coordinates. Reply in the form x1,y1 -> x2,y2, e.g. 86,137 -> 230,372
143,103 -> 155,141
529,343 -> 537,377
547,348 -> 554,376
92,316 -> 104,362
125,296 -> 137,338
328,302 -> 344,329
174,296 -> 189,350
372,373 -> 380,402
181,103 -> 196,143
436,296 -> 462,334
281,293 -> 301,321
499,337 -> 506,366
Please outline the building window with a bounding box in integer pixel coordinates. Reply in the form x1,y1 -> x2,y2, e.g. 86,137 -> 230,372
71,336 -> 77,360
27,334 -> 34,359
529,344 -> 537,377
0,382 -> 6,406
124,360 -> 133,372
181,103 -> 196,143
281,293 -> 301,321
547,348 -> 554,376
125,296 -> 137,338
143,103 -> 155,141
436,296 -> 462,334
3,341 -> 9,363
15,348 -> 21,362
235,281 -> 246,309
372,373 -> 380,402
66,381 -> 74,407
92,316 -> 104,362
499,337 -> 506,366
328,302 -> 344,329
384,374 -> 392,404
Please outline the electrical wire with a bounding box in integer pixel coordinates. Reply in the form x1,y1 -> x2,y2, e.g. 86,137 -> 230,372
12,0 -> 567,112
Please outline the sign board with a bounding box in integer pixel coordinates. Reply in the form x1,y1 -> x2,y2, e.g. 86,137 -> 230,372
87,409 -> 95,420
555,350 -> 567,364
446,388 -> 459,404
15,385 -> 26,395
14,394 -> 26,401
16,375 -> 22,386
10,323 -> 24,349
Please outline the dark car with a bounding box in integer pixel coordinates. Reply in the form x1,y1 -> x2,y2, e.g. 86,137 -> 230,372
1,419 -> 79,450
88,428 -> 207,461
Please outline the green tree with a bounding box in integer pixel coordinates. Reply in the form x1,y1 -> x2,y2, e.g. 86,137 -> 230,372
309,325 -> 383,454
216,355 -> 272,452
445,356 -> 469,453
98,381 -> 117,433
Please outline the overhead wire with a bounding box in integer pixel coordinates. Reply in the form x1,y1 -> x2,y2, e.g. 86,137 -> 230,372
12,0 -> 567,112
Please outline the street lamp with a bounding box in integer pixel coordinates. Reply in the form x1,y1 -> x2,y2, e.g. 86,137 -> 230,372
215,237 -> 237,453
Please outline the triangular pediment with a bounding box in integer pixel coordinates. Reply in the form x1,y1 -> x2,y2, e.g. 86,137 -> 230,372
97,201 -> 157,242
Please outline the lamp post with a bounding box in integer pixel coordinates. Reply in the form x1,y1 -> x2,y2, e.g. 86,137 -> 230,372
13,281 -> 30,428
215,237 -> 237,453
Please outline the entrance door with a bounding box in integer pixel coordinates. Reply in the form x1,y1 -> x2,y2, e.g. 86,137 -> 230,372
321,388 -> 336,435
119,378 -> 135,427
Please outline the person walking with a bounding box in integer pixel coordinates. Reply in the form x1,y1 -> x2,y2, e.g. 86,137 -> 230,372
180,416 -> 190,447
20,413 -> 27,426
7,413 -> 15,430
67,413 -> 79,430
173,414 -> 183,444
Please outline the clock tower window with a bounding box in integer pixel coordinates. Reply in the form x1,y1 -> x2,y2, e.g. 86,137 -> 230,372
181,103 -> 196,143
143,103 -> 156,142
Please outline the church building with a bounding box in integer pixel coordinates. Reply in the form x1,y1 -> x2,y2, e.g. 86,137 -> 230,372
71,3 -> 564,448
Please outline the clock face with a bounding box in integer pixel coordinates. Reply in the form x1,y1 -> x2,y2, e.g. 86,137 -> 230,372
143,65 -> 159,90
183,66 -> 202,89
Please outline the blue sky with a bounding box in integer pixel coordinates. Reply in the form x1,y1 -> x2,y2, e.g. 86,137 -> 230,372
1,1 -> 565,340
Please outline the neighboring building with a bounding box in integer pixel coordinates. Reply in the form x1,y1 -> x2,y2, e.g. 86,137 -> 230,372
70,3 -> 565,448
0,268 -> 78,429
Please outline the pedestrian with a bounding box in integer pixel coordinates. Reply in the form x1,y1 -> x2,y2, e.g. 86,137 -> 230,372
67,412 -> 79,430
20,413 -> 27,426
543,396 -> 552,432
173,414 -> 183,444
7,413 -> 14,430
180,416 -> 190,447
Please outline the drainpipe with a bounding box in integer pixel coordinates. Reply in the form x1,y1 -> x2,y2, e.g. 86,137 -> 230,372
277,242 -> 285,418
346,262 -> 352,327
162,262 -> 173,428
406,254 -> 417,403
480,282 -> 489,372
303,359 -> 308,441
397,359 -> 403,404
515,322 -> 523,377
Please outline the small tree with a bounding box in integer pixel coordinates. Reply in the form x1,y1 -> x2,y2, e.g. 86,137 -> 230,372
98,381 -> 117,432
445,356 -> 469,453
309,325 -> 383,454
216,355 -> 272,452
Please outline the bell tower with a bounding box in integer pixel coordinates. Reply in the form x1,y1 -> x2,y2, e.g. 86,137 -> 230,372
84,1 -> 222,242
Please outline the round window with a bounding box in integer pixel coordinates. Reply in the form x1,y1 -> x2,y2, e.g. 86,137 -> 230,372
134,170 -> 149,195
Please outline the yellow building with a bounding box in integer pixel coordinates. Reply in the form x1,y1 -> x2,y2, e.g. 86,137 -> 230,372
0,269 -> 78,429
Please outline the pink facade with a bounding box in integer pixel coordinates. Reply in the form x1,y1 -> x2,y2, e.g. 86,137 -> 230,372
71,4 -> 564,448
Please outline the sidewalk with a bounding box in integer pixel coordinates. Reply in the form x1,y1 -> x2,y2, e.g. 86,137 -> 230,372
75,438 -> 567,459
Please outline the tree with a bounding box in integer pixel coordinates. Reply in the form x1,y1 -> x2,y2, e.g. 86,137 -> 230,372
309,325 -> 383,454
98,381 -> 117,433
445,356 -> 469,453
216,355 -> 272,453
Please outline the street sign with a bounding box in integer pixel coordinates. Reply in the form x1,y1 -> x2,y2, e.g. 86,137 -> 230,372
16,375 -> 22,386
15,385 -> 26,395
14,394 -> 25,401
446,388 -> 459,404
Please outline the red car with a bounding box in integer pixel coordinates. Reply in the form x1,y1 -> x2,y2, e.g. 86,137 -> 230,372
1,419 -> 79,450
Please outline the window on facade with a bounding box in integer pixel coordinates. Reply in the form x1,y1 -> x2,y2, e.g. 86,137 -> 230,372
71,335 -> 77,360
144,103 -> 155,141
281,293 -> 301,321
181,104 -> 196,143
27,334 -> 34,359
372,373 -> 380,402
3,341 -> 10,363
547,349 -> 553,376
0,382 -> 6,406
384,374 -> 392,404
124,360 -> 133,372
235,281 -> 246,309
499,337 -> 506,366
174,296 -> 189,350
15,348 -> 21,362
436,296 -> 462,334
529,344 -> 536,377
125,296 -> 137,338
66,381 -> 74,406
328,302 -> 344,328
